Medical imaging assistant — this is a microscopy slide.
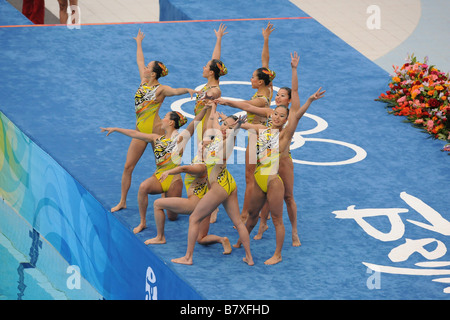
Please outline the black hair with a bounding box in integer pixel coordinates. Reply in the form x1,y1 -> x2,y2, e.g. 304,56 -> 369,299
169,111 -> 186,129
279,87 -> 292,99
153,60 -> 165,79
275,105 -> 290,117
255,67 -> 274,86
209,59 -> 226,80
220,115 -> 238,127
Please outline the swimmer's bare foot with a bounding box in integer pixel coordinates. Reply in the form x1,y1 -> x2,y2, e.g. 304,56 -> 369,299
264,254 -> 282,265
145,235 -> 166,245
172,256 -> 193,265
292,233 -> 301,247
221,237 -> 232,254
133,223 -> 146,234
111,201 -> 126,213
232,239 -> 242,248
210,208 -> 218,223
253,223 -> 268,240
243,256 -> 254,266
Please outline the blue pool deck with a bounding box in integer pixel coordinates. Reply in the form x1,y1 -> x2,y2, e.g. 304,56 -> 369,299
1,0 -> 449,301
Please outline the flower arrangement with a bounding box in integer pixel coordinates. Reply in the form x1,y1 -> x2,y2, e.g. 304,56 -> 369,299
376,54 -> 450,153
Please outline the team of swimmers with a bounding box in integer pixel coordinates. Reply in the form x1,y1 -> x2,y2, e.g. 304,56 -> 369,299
101,22 -> 325,266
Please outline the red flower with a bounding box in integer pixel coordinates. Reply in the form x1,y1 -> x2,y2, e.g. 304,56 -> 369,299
428,98 -> 441,107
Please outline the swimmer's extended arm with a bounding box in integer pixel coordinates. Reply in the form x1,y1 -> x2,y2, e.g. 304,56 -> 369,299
215,98 -> 272,117
100,127 -> 158,143
261,22 -> 274,69
280,87 -> 325,151
212,23 -> 228,60
240,122 -> 265,132
289,52 -> 301,114
177,104 -> 211,149
223,115 -> 246,160
159,86 -> 197,98
207,101 -> 221,132
159,163 -> 206,182
134,29 -> 146,81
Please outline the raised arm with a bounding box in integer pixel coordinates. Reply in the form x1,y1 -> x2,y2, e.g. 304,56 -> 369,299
212,23 -> 228,60
207,101 -> 222,132
261,22 -> 274,69
177,105 -> 211,149
134,29 -> 146,81
100,127 -> 159,143
294,88 -> 325,121
223,115 -> 246,160
280,87 -> 325,151
289,52 -> 300,113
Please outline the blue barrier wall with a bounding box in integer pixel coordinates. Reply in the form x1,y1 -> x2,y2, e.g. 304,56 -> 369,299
159,0 -> 309,20
0,111 -> 202,300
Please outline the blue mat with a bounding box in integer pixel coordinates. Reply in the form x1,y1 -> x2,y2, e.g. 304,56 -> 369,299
1,0 -> 449,300
0,0 -> 32,26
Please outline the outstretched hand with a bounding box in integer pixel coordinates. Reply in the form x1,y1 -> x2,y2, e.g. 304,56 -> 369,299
214,23 -> 228,38
214,98 -> 228,106
238,114 -> 247,123
159,171 -> 169,183
133,29 -> 145,42
291,51 -> 300,68
100,127 -> 115,136
187,89 -> 199,99
204,100 -> 215,110
217,111 -> 228,121
234,114 -> 248,127
310,87 -> 326,101
262,21 -> 275,39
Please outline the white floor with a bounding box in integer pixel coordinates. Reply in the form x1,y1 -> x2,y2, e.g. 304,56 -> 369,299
45,0 -> 160,24
289,0 -> 421,61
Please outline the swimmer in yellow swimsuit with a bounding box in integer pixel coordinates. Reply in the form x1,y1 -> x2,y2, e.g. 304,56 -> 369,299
172,101 -> 254,266
214,23 -> 276,227
144,146 -> 232,255
218,52 -> 301,246
239,52 -> 326,265
110,29 -> 197,214
193,23 -> 229,145
101,103 -> 211,234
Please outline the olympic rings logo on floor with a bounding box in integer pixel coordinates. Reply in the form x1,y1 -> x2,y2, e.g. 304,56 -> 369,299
171,81 -> 367,166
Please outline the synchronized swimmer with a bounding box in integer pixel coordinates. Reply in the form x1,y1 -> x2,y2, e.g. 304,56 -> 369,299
101,22 -> 325,266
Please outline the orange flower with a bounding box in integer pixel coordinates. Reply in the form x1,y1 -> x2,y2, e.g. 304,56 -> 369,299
435,85 -> 444,91
392,76 -> 401,83
428,90 -> 435,96
442,96 -> 447,101
432,124 -> 444,134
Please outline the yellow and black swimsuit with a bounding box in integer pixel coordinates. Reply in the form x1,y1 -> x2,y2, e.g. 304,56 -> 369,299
194,85 -> 220,142
154,133 -> 182,192
247,92 -> 271,124
254,128 -> 282,193
266,114 -> 292,159
135,83 -> 162,133
204,136 -> 236,196
184,156 -> 208,199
